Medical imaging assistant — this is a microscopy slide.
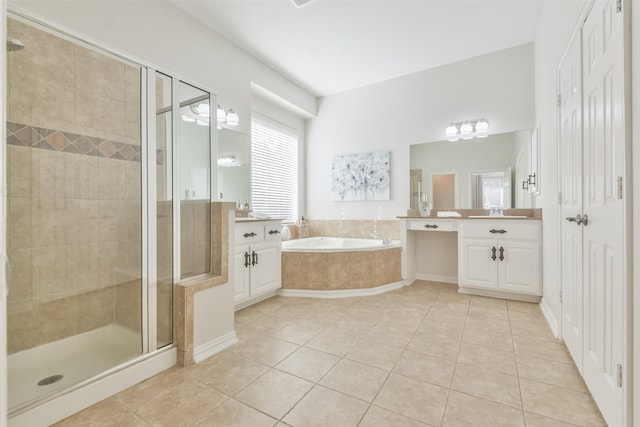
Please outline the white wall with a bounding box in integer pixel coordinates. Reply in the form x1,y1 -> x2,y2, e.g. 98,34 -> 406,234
7,0 -> 317,136
305,43 -> 534,220
532,0 -> 586,330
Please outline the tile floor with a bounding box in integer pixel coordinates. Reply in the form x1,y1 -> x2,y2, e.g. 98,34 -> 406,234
55,281 -> 606,427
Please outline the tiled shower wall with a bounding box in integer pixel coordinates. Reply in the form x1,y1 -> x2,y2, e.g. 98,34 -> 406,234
6,19 -> 143,353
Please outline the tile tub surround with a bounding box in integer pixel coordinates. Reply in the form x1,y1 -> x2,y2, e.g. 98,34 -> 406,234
55,280 -> 606,426
282,247 -> 402,290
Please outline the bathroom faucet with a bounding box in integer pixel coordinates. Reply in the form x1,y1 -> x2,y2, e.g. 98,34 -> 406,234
371,231 -> 391,245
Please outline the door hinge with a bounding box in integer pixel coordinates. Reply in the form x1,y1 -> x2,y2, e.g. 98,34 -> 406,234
616,0 -> 622,13
557,94 -> 562,108
559,290 -> 563,304
617,176 -> 623,199
617,364 -> 623,387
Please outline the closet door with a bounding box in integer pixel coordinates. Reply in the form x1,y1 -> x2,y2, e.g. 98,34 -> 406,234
559,30 -> 583,370
581,0 -> 626,425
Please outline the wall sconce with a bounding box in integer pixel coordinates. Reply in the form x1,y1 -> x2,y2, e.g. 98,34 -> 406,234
216,105 -> 240,127
445,118 -> 489,141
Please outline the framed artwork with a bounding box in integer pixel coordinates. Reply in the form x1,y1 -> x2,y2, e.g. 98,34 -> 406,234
331,151 -> 390,201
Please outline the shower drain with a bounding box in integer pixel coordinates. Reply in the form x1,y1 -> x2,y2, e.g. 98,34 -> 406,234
37,375 -> 63,386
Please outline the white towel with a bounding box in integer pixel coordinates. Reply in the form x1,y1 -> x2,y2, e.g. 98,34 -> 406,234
437,211 -> 462,218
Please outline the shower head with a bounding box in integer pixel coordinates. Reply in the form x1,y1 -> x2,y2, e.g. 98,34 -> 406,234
7,37 -> 25,52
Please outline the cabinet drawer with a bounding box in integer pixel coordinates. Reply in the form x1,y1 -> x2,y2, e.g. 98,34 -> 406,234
407,219 -> 457,232
264,224 -> 282,241
235,225 -> 264,243
460,220 -> 540,240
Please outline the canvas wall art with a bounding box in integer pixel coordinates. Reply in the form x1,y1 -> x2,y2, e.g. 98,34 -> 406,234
331,151 -> 390,201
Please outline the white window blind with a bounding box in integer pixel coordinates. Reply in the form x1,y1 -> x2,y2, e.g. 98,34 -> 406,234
251,114 -> 299,222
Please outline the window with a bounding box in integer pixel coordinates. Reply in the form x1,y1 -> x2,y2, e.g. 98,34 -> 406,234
251,114 -> 299,222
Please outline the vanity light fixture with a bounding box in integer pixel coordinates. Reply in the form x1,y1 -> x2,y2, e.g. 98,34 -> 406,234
217,104 -> 226,123
226,109 -> 239,127
444,118 -> 490,141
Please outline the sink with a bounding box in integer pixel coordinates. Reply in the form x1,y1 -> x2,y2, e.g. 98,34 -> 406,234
468,215 -> 528,219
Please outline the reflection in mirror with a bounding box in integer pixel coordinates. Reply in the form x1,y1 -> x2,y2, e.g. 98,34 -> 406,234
410,130 -> 531,209
470,168 -> 512,209
217,128 -> 250,205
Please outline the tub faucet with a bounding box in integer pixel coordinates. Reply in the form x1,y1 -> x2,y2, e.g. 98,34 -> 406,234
371,231 -> 391,245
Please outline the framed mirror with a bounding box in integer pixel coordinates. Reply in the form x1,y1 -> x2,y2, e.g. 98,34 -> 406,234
410,130 -> 532,209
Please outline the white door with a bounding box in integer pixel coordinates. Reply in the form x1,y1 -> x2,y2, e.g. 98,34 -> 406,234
498,241 -> 540,295
581,1 -> 626,424
558,29 -> 584,370
458,239 -> 498,289
249,242 -> 281,296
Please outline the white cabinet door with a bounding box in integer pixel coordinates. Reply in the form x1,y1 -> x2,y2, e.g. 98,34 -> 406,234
459,239 -> 498,289
234,247 -> 250,304
498,241 -> 540,294
249,241 -> 281,296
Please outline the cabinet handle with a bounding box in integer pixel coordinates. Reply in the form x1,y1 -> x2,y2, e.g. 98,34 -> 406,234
489,229 -> 507,234
499,247 -> 505,261
243,232 -> 257,238
424,224 -> 439,229
491,246 -> 497,261
244,252 -> 250,268
268,229 -> 280,235
251,251 -> 258,266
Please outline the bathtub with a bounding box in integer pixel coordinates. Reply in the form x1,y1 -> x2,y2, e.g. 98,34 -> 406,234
281,236 -> 400,252
280,237 -> 403,294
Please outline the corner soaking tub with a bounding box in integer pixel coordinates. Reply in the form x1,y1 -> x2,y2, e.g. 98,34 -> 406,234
280,237 -> 403,295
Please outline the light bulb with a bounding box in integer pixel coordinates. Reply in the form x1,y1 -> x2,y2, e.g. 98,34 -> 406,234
226,109 -> 239,126
445,123 -> 458,138
460,122 -> 473,135
475,118 -> 489,132
217,104 -> 226,123
196,103 -> 210,117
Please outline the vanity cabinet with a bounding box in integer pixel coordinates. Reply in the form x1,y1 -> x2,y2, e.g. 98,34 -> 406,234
458,220 -> 541,300
234,220 -> 282,308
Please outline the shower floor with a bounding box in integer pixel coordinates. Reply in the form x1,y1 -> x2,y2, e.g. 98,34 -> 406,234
8,323 -> 141,413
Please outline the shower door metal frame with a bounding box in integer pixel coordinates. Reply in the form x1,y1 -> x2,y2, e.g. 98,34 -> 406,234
1,0 -> 9,422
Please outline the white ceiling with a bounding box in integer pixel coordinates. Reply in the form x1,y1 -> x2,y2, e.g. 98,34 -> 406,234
172,0 -> 543,97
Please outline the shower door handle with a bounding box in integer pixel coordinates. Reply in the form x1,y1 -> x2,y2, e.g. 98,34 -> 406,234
244,252 -> 251,268
251,251 -> 258,266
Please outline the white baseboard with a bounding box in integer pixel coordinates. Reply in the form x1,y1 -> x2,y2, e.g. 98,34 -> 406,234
9,347 -> 176,427
415,273 -> 458,285
457,286 -> 541,303
539,297 -> 559,338
193,331 -> 238,363
277,280 -> 410,299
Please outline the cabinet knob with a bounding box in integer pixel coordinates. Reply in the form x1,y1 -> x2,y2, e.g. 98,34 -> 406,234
424,224 -> 439,229
269,229 -> 281,235
491,246 -> 497,261
251,251 -> 258,266
243,232 -> 257,238
489,229 -> 507,234
499,246 -> 504,261
244,252 -> 250,268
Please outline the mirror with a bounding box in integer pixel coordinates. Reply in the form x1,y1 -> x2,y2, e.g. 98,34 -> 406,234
410,130 -> 532,209
217,128 -> 250,205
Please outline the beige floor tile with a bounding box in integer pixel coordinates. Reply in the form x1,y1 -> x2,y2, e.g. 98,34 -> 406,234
136,377 -> 228,427
436,292 -> 471,305
113,368 -> 191,410
520,379 -> 606,426
190,354 -> 269,395
430,301 -> 470,314
283,385 -> 369,427
246,314 -> 292,336
510,318 -> 557,341
374,373 -> 448,426
367,323 -> 415,348
507,300 -> 540,313
231,336 -> 299,366
508,308 -> 547,323
468,303 -> 509,320
345,338 -> 404,371
193,398 -> 277,427
406,331 -> 460,359
442,391 -> 525,427
305,327 -> 362,356
270,321 -> 325,345
425,306 -> 467,326
464,316 -> 511,335
275,346 -> 340,382
393,349 -> 455,388
235,369 -> 313,419
513,336 -> 573,364
470,295 -> 508,309
379,308 -> 425,331
417,318 -> 464,339
457,342 -> 517,376
451,362 -> 521,409
360,405 -> 430,427
462,328 -> 513,352
524,411 -> 580,426
320,359 -> 388,402
53,398 -> 146,427
516,355 -> 588,392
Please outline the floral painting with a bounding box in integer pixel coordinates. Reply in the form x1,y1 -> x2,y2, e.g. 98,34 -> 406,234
331,151 -> 390,201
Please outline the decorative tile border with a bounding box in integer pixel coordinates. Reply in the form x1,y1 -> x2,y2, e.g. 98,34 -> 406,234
5,122 -> 166,164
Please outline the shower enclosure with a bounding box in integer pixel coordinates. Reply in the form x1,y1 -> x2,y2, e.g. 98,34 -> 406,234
5,14 -> 215,417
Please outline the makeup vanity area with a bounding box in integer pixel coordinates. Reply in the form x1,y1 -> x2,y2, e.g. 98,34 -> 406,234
405,129 -> 542,302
